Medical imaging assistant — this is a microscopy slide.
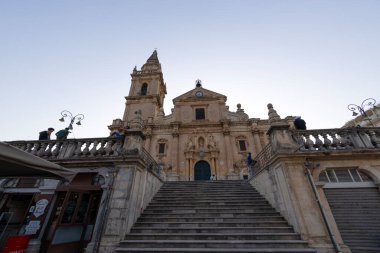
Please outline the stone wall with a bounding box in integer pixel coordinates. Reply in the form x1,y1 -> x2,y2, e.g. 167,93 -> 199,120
249,158 -> 346,253
97,163 -> 163,253
249,118 -> 380,253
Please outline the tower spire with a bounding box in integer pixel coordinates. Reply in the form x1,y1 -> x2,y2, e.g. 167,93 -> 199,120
141,50 -> 161,73
147,50 -> 159,64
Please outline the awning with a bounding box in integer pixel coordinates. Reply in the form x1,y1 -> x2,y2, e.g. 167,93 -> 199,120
0,142 -> 76,182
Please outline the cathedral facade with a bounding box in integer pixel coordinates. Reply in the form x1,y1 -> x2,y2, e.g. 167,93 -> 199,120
109,50 -> 293,181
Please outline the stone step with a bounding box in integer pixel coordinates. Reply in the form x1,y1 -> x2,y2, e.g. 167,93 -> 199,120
151,198 -> 267,202
158,188 -> 257,191
328,210 -> 379,214
163,181 -> 250,185
125,233 -> 301,241
333,221 -> 380,226
118,181 -> 314,253
155,192 -> 258,195
130,227 -> 295,233
158,187 -> 257,190
140,212 -> 280,218
159,184 -> 255,187
326,197 -> 380,201
328,204 -> 380,208
148,201 -> 272,208
115,248 -> 316,253
348,247 -> 380,253
156,190 -> 262,194
345,242 -> 380,247
137,216 -> 285,222
332,214 -> 380,218
341,238 -> 380,243
118,240 -> 310,249
143,207 -> 276,213
134,221 -> 290,228
158,187 -> 255,190
152,196 -> 266,201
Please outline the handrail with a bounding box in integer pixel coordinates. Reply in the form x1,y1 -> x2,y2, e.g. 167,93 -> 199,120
251,144 -> 273,177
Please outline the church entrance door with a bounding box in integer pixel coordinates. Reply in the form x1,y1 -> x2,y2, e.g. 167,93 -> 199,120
194,160 -> 211,181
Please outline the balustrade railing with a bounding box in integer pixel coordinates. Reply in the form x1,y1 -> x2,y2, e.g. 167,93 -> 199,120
7,137 -> 124,160
292,127 -> 380,151
250,127 -> 380,177
7,137 -> 164,179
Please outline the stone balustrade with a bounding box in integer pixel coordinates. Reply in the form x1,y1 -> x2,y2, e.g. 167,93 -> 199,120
252,127 -> 380,175
293,127 -> 380,151
7,137 -> 125,160
7,137 -> 163,178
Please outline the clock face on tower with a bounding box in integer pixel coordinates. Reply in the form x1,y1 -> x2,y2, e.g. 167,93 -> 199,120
195,91 -> 203,97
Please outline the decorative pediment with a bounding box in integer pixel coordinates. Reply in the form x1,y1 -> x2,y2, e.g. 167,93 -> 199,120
173,87 -> 227,103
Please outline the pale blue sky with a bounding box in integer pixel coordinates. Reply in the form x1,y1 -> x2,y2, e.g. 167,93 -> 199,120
1,0 -> 379,141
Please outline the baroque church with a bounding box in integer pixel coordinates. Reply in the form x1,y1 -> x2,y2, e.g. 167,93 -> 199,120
108,50 -> 293,181
0,51 -> 379,253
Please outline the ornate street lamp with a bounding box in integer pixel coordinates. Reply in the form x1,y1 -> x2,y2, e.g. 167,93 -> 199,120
59,110 -> 85,130
347,98 -> 377,127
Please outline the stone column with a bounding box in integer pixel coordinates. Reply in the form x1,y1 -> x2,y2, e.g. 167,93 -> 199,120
252,130 -> 262,155
190,158 -> 195,181
185,151 -> 193,181
168,123 -> 180,181
171,135 -> 179,173
210,151 -> 219,179
223,121 -> 236,179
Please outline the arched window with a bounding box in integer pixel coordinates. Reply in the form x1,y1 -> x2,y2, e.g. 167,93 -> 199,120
319,168 -> 373,183
140,83 -> 148,96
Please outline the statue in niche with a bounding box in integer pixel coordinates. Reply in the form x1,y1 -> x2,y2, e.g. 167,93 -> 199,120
198,137 -> 205,158
186,136 -> 195,151
207,135 -> 216,150
198,137 -> 205,149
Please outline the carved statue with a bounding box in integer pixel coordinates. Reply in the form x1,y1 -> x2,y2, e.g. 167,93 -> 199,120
198,137 -> 204,148
186,136 -> 195,151
207,135 -> 216,150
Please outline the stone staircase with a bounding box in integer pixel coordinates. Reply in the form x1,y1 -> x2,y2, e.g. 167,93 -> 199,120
324,188 -> 380,253
115,180 -> 315,253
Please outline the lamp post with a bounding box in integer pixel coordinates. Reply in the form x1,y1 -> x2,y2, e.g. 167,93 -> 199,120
59,110 -> 85,130
347,98 -> 377,127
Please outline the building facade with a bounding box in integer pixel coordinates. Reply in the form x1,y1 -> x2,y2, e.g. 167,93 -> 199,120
0,51 -> 379,253
108,50 -> 294,181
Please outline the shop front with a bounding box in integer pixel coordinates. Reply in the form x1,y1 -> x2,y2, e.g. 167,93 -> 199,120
42,174 -> 102,253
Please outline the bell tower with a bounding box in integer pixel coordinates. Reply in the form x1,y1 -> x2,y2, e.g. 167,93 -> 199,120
122,50 -> 167,122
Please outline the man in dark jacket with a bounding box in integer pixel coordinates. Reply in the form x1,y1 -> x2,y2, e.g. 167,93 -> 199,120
294,117 -> 307,130
39,128 -> 55,140
56,128 -> 70,140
